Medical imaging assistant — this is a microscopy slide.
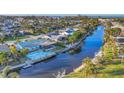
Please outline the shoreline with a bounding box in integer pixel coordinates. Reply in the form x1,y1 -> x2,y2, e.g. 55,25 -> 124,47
67,30 -> 104,75
67,48 -> 103,76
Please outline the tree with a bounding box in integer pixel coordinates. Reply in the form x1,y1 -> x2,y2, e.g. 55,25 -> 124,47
0,51 -> 9,66
81,57 -> 97,77
0,37 -> 5,44
104,31 -> 110,42
7,72 -> 19,78
121,56 -> 124,64
9,45 -> 19,57
20,48 -> 29,57
102,38 -> 119,64
53,69 -> 66,78
103,48 -> 113,63
68,35 -> 75,44
16,38 -> 21,43
0,66 -> 19,78
9,45 -> 20,61
105,28 -> 121,37
106,22 -> 113,29
68,31 -> 83,44
0,33 -> 5,44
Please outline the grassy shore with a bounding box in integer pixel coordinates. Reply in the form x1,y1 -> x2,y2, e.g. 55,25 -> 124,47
66,60 -> 124,78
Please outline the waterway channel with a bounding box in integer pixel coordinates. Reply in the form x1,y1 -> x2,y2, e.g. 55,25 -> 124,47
20,25 -> 105,78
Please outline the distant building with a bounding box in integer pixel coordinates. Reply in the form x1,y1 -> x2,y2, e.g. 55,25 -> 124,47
116,37 -> 124,46
16,38 -> 56,52
117,38 -> 124,44
120,32 -> 124,37
59,28 -> 75,36
65,28 -> 75,36
0,32 -> 5,38
50,35 -> 66,42
118,54 -> 124,58
0,44 -> 10,52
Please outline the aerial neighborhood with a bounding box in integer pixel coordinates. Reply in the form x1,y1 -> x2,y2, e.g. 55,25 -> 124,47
0,15 -> 124,78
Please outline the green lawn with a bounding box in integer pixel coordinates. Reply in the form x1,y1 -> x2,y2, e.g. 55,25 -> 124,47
4,35 -> 26,41
66,61 -> 124,78
96,62 -> 124,78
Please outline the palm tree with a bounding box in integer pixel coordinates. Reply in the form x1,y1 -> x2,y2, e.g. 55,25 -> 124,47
20,48 -> 29,57
9,45 -> 20,62
0,32 -> 5,44
81,57 -> 97,78
53,69 -> 66,78
0,66 -> 19,78
104,31 -> 110,42
0,51 -> 9,66
105,22 -> 113,29
121,56 -> 124,64
68,36 -> 75,44
0,35 -> 5,44
16,38 -> 21,43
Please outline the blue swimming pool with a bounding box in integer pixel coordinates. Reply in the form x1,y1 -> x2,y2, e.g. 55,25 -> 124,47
20,39 -> 46,47
26,50 -> 56,62
16,39 -> 47,51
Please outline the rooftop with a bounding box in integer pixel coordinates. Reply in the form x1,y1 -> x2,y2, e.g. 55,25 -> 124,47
120,32 -> 124,36
117,38 -> 124,43
0,44 -> 10,52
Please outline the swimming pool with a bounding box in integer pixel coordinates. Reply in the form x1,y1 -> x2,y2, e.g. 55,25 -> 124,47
26,50 -> 56,62
16,39 -> 47,51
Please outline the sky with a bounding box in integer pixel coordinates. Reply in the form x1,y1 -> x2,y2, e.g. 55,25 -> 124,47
1,14 -> 124,18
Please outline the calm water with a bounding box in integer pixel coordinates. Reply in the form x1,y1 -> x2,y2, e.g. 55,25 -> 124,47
20,26 -> 104,78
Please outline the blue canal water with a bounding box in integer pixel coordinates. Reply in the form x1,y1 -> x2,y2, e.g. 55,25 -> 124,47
20,26 -> 105,78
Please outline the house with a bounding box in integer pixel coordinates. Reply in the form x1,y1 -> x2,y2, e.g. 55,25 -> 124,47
20,29 -> 34,34
0,32 -> 5,38
117,38 -> 124,44
65,28 -> 75,36
73,28 -> 79,31
59,28 -> 75,36
19,30 -> 25,35
16,38 -> 56,52
118,54 -> 124,58
0,44 -> 10,52
25,34 -> 50,41
49,35 -> 66,42
59,31 -> 67,36
120,32 -> 124,37
66,28 -> 74,32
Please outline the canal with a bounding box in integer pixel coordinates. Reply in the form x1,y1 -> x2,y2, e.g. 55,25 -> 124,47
20,25 -> 105,78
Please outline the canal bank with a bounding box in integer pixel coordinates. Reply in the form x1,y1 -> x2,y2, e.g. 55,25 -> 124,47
20,26 -> 104,78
